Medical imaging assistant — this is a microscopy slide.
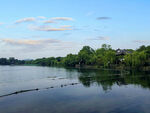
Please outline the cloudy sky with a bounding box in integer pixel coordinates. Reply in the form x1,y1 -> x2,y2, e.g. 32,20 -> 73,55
0,0 -> 150,59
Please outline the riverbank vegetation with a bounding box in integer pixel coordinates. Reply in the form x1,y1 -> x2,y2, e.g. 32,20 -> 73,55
0,44 -> 150,70
0,57 -> 25,65
25,44 -> 150,70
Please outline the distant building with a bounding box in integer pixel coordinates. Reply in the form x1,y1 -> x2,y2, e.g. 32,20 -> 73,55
116,49 -> 132,56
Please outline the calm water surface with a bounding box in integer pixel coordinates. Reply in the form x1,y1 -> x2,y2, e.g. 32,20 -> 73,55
0,66 -> 150,113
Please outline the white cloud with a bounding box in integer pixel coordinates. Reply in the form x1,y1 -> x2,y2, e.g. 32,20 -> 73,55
44,20 -> 56,23
132,40 -> 150,44
51,17 -> 73,21
0,38 -> 81,59
88,36 -> 110,41
14,17 -> 74,25
61,25 -> 72,28
15,17 -> 36,24
29,25 -> 72,31
1,38 -> 60,46
37,16 -> 46,19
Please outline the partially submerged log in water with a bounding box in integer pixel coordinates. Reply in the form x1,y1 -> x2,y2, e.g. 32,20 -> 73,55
0,82 -> 80,98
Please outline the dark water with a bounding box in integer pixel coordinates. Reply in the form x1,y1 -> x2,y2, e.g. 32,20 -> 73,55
0,66 -> 150,113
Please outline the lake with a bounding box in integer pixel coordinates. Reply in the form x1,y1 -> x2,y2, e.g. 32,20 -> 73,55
0,66 -> 150,113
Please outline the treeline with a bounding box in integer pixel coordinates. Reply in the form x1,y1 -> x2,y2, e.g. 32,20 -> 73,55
0,57 -> 25,65
26,44 -> 150,69
0,44 -> 149,69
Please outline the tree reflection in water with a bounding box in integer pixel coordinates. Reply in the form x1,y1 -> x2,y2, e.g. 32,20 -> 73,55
78,69 -> 150,91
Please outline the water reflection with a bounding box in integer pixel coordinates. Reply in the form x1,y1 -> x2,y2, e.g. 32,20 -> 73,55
0,66 -> 150,95
0,66 -> 150,113
77,69 -> 150,91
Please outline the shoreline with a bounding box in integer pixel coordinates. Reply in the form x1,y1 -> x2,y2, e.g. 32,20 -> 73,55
1,64 -> 150,72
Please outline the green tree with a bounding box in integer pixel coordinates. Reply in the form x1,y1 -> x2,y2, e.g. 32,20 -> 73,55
78,46 -> 95,65
63,54 -> 78,66
124,51 -> 147,68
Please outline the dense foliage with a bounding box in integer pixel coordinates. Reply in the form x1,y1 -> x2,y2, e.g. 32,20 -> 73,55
1,44 -> 150,69
25,44 -> 150,69
0,57 -> 25,65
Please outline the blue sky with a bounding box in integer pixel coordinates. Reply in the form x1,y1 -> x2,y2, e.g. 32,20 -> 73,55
0,0 -> 150,59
